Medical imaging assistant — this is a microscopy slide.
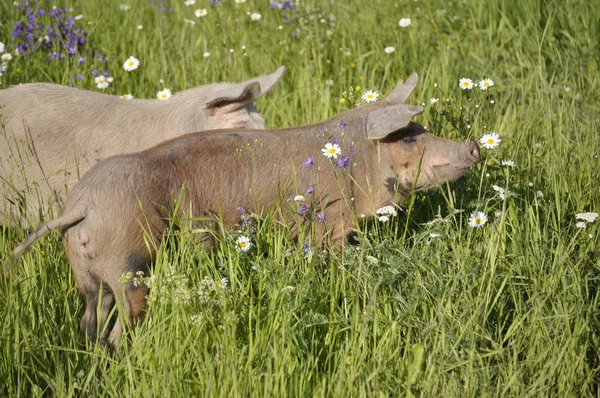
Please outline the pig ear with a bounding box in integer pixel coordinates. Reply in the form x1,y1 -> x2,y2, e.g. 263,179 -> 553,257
205,66 -> 285,115
384,73 -> 418,104
366,104 -> 424,140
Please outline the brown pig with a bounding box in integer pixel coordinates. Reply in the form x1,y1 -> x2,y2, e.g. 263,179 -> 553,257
4,73 -> 480,349
0,66 -> 285,226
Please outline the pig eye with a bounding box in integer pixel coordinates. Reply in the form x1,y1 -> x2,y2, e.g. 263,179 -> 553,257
401,136 -> 417,144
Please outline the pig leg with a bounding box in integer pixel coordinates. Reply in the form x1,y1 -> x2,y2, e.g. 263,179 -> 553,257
80,284 -> 115,345
106,282 -> 149,350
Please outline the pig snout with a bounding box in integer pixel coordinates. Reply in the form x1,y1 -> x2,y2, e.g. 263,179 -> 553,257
466,139 -> 480,164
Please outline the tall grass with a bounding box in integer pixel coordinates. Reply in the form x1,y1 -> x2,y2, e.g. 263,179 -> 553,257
1,0 -> 599,396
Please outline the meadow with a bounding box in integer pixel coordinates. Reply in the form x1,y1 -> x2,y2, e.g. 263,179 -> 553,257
1,0 -> 599,396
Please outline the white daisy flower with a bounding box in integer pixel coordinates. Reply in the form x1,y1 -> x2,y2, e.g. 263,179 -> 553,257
156,88 -> 172,100
384,46 -> 395,54
479,78 -> 494,90
203,51 -> 211,57
322,143 -> 342,159
576,212 -> 598,223
399,18 -> 411,27
468,211 -> 488,228
250,13 -> 262,21
376,205 -> 398,217
362,90 -> 379,103
195,8 -> 207,17
94,76 -> 109,89
184,0 -> 196,5
479,132 -> 501,149
236,236 -> 251,252
121,94 -> 133,100
1,53 -> 13,62
459,78 -> 474,90
293,195 -> 305,202
429,98 -> 439,106
123,56 -> 139,71
0,42 -> 4,53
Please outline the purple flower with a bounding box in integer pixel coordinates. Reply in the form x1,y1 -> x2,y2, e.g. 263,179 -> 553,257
350,145 -> 355,152
335,155 -> 351,170
339,123 -> 346,129
332,137 -> 339,145
299,204 -> 308,217
306,186 -> 314,194
317,213 -> 327,223
91,69 -> 98,77
78,56 -> 85,64
237,206 -> 246,213
303,246 -> 310,254
102,70 -> 110,77
74,74 -> 84,81
303,156 -> 314,167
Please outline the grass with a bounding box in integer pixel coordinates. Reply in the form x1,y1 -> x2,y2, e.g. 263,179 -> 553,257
1,0 -> 599,396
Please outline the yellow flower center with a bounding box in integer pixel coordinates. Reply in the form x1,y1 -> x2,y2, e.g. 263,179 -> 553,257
328,148 -> 336,154
129,61 -> 134,66
487,138 -> 494,144
484,82 -> 489,87
240,242 -> 246,248
463,82 -> 469,86
475,219 -> 482,224
367,94 -> 373,98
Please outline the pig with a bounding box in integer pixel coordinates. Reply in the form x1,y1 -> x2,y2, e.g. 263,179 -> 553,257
0,66 -> 285,226
4,73 -> 480,349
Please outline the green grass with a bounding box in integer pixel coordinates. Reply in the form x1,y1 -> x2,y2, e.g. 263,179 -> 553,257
1,0 -> 599,396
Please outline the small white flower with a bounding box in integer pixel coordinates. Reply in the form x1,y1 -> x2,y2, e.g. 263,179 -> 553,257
576,221 -> 586,229
184,18 -> 196,25
137,24 -> 143,29
479,132 -> 501,149
459,78 -> 474,90
576,212 -> 598,223
399,18 -> 411,27
479,78 -> 494,90
123,56 -> 139,71
429,97 -> 439,106
293,195 -> 305,202
362,90 -> 379,103
120,4 -> 132,11
236,236 -> 251,252
203,51 -> 211,57
325,79 -> 334,86
74,14 -> 84,20
106,76 -> 114,83
94,76 -> 109,89
492,185 -> 506,200
384,46 -> 395,54
195,8 -> 207,17
250,13 -> 262,21
429,232 -> 441,238
0,42 -> 4,53
536,191 -> 544,198
235,0 -> 246,3
1,53 -> 13,62
376,205 -> 398,217
500,160 -> 515,167
378,215 -> 390,222
184,0 -> 196,5
468,211 -> 488,228
121,93 -> 133,100
322,143 -> 342,159
156,88 -> 172,100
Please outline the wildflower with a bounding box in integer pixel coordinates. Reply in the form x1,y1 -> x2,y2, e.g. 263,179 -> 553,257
384,46 -> 395,54
479,78 -> 494,90
339,98 -> 346,104
218,277 -> 228,288
459,78 -> 474,90
306,186 -> 314,194
123,56 -> 139,71
355,86 -> 361,91
339,123 -> 347,129
303,156 -> 314,166
0,42 -> 4,53
235,0 -> 246,3
236,205 -> 246,213
362,90 -> 379,103
379,215 -> 390,222
250,13 -> 262,21
322,143 -> 342,159
399,18 -> 411,27
317,212 -> 327,222
195,8 -> 207,17
1,53 -> 12,62
236,236 -> 251,252
184,18 -> 196,25
376,205 -> 398,217
302,246 -> 310,255
325,79 -> 334,86
120,5 -> 132,11
479,133 -> 501,149
203,51 -> 211,57
335,155 -> 350,169
576,212 -> 598,223
299,204 -> 308,217
94,76 -> 109,89
576,222 -> 586,229
157,88 -> 172,100
184,0 -> 196,5
501,160 -> 515,167
429,98 -> 439,106
536,191 -> 544,198
429,232 -> 441,238
468,211 -> 487,228
294,195 -> 305,202
137,25 -> 143,29
121,94 -> 133,100
492,185 -> 506,200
